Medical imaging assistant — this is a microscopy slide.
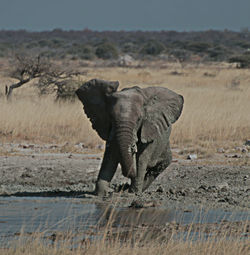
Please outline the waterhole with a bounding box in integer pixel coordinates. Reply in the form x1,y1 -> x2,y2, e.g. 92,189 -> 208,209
0,196 -> 249,246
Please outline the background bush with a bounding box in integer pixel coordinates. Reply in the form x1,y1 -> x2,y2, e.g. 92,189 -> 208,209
228,52 -> 250,68
140,40 -> 165,56
95,42 -> 118,59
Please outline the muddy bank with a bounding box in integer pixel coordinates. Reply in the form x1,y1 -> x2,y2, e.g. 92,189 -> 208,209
0,143 -> 249,211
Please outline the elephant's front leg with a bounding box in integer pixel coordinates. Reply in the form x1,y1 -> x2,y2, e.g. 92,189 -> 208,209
142,144 -> 172,191
130,154 -> 148,193
95,141 -> 119,196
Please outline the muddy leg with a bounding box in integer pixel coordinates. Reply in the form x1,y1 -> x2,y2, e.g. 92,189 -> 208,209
130,160 -> 147,193
142,151 -> 172,192
130,147 -> 150,193
96,142 -> 119,196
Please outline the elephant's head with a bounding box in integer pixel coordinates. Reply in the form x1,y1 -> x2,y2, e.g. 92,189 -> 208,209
76,79 -> 184,179
75,79 -> 119,141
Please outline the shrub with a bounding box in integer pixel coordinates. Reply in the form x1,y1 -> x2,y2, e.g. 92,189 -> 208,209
38,77 -> 82,101
207,45 -> 230,61
233,40 -> 250,49
68,44 -> 95,60
140,40 -> 165,56
186,42 -> 212,53
55,79 -> 82,101
95,42 -> 118,59
122,42 -> 138,54
169,49 -> 191,62
0,42 -> 11,57
228,52 -> 250,68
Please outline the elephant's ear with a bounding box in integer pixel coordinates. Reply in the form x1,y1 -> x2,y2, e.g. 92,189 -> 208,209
140,87 -> 184,143
75,79 -> 119,141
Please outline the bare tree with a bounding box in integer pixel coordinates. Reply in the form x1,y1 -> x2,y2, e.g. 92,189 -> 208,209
5,54 -> 50,99
5,54 -> 81,100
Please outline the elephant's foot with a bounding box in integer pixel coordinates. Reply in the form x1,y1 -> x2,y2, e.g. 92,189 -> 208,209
142,175 -> 155,192
129,178 -> 143,194
95,179 -> 113,196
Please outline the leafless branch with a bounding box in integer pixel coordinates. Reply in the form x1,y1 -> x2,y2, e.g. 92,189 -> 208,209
5,54 -> 81,99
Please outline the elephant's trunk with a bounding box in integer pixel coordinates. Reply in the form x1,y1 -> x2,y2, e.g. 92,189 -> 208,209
115,120 -> 136,178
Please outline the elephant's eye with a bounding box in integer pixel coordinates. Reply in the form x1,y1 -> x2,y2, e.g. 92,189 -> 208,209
106,86 -> 114,94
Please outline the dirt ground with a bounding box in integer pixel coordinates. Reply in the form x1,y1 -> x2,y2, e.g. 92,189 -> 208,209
0,142 -> 249,211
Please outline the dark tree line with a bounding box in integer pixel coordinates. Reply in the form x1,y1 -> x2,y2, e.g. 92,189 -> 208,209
0,29 -> 250,65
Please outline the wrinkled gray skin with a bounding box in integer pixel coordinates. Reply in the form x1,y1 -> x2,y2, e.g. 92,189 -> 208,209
76,79 -> 184,196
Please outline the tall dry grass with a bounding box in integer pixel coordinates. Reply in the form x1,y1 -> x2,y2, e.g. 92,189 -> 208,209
0,63 -> 249,150
1,238 -> 248,255
0,210 -> 249,255
0,97 -> 101,146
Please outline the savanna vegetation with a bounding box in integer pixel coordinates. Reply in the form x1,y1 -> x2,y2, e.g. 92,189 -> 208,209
0,60 -> 249,154
0,29 -> 250,66
0,29 -> 249,254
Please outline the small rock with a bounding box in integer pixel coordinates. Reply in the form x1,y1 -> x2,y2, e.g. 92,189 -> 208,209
245,140 -> 250,146
156,186 -> 164,193
118,54 -> 135,67
243,175 -> 248,181
216,182 -> 229,192
86,168 -> 96,174
20,173 -> 32,178
187,154 -> 197,160
235,146 -> 248,153
225,154 -> 242,158
198,185 -> 207,191
178,189 -> 186,196
218,198 -> 226,203
217,148 -> 225,153
75,143 -> 85,149
169,188 -> 175,194
242,147 -> 248,153
19,144 -> 29,149
235,147 -> 242,152
49,145 -> 58,149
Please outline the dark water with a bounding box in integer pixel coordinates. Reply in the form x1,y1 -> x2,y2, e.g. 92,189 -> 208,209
0,196 -> 249,246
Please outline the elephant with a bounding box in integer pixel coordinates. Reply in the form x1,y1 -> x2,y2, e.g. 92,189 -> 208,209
76,79 -> 184,196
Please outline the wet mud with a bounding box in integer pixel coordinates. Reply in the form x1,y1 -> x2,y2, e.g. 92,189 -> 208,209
0,144 -> 249,210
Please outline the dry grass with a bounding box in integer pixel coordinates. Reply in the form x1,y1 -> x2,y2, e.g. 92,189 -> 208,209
0,62 -> 250,151
1,239 -> 249,255
0,97 -> 100,146
0,212 -> 249,255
